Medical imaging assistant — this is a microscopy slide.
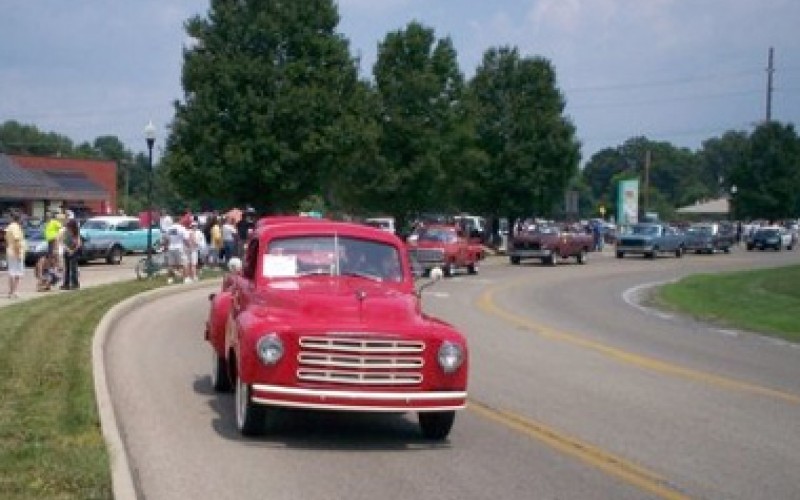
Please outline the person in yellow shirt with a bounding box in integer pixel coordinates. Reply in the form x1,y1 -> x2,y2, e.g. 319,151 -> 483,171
43,211 -> 63,258
209,215 -> 223,268
4,212 -> 26,299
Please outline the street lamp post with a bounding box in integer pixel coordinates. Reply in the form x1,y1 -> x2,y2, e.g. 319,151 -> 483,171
730,184 -> 738,221
144,121 -> 156,268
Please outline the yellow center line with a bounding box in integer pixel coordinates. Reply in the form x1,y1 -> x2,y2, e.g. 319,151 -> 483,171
465,277 -> 796,499
476,279 -> 800,404
468,400 -> 691,500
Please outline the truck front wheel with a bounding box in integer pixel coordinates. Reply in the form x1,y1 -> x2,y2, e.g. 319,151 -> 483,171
577,249 -> 588,264
235,376 -> 266,436
419,411 -> 455,440
211,349 -> 231,392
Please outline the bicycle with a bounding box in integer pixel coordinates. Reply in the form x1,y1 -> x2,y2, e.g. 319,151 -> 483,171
134,252 -> 170,280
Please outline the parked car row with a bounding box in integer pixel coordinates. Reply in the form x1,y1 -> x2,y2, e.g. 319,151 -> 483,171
503,220 -> 795,265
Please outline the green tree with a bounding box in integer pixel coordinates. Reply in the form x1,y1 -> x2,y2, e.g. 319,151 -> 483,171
0,120 -> 74,156
583,137 -> 703,220
371,21 -> 475,224
729,121 -> 800,220
162,0 -> 373,213
469,47 -> 580,225
696,130 -> 750,198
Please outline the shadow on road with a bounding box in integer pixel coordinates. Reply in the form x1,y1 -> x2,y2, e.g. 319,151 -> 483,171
192,375 -> 453,451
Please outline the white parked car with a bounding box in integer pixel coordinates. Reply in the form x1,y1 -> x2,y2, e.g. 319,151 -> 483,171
365,216 -> 396,234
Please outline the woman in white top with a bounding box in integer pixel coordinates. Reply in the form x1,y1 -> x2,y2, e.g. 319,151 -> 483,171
185,220 -> 207,282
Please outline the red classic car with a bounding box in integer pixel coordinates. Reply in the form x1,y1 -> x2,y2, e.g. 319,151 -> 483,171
406,223 -> 484,277
508,223 -> 594,265
206,218 -> 469,439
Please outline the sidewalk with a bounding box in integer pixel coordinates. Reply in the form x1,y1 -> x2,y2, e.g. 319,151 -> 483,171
1,256 -> 141,307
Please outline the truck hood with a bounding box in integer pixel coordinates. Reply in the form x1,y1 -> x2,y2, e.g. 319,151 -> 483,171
251,278 -> 423,328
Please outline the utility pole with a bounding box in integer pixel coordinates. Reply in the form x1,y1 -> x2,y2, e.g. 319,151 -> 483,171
644,150 -> 651,214
766,47 -> 774,123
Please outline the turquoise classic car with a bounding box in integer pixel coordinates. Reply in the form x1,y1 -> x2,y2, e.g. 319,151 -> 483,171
80,216 -> 162,258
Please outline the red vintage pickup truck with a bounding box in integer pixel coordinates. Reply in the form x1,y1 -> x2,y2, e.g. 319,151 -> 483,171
406,223 -> 484,277
206,218 -> 468,440
508,223 -> 593,265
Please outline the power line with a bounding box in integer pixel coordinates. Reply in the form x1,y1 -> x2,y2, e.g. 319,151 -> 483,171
568,88 -> 762,111
564,69 -> 762,93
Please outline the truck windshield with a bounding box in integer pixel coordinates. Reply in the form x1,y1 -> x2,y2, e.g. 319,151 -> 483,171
630,225 -> 660,236
263,235 -> 403,282
418,228 -> 457,244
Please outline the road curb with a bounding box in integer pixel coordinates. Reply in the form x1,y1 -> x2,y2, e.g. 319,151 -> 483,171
92,279 -> 220,500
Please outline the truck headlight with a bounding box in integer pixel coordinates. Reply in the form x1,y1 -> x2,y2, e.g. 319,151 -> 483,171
438,341 -> 464,374
256,334 -> 284,365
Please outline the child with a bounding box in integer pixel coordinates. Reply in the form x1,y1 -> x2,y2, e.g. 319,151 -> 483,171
34,254 -> 61,292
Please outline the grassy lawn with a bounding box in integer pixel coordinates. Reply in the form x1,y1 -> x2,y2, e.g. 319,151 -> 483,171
0,267 -> 222,500
654,264 -> 800,343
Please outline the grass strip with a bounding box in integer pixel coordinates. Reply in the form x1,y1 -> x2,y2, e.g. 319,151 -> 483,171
654,264 -> 800,343
0,279 -> 165,499
0,263 -> 222,500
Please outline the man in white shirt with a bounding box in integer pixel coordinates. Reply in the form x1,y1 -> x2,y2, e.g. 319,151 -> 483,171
185,219 -> 207,283
159,209 -> 174,250
165,221 -> 188,284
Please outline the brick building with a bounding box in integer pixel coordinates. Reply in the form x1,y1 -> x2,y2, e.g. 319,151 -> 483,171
0,154 -> 117,219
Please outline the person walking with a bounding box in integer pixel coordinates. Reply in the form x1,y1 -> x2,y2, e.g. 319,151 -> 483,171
43,210 -> 63,259
165,220 -> 189,284
185,219 -> 207,283
221,216 -> 237,265
236,207 -> 256,257
4,211 -> 26,299
61,219 -> 82,290
204,213 -> 221,267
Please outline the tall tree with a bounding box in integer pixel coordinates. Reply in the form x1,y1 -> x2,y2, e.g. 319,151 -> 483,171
371,21 -> 474,224
696,130 -> 750,197
162,0 -> 373,213
469,47 -> 580,224
729,121 -> 800,220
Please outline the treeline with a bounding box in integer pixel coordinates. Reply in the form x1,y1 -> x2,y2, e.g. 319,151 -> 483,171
581,126 -> 800,222
3,0 -> 799,224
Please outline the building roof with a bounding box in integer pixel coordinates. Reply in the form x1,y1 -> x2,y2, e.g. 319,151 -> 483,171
0,153 -> 107,200
675,197 -> 730,214
0,153 -> 61,199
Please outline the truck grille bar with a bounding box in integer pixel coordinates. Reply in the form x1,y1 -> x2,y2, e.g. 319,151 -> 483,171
298,335 -> 425,386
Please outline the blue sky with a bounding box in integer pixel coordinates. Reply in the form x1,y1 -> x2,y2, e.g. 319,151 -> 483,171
1,0 -> 798,164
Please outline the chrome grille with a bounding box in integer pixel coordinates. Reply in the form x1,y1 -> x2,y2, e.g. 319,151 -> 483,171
619,238 -> 646,247
409,248 -> 444,263
298,335 -> 425,386
515,241 -> 541,251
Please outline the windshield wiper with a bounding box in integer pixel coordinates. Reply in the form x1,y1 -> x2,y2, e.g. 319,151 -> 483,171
340,271 -> 382,282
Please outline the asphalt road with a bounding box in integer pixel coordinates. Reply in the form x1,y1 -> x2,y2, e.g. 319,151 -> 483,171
105,246 -> 800,500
